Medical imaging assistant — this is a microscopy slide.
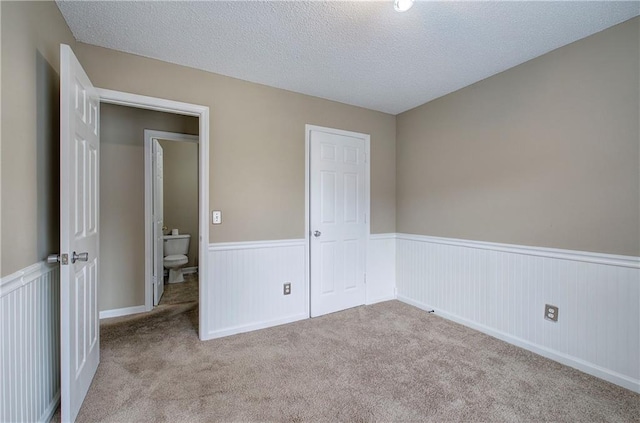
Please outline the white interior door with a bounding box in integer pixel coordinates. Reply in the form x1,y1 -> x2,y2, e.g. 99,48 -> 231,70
309,127 -> 369,317
59,44 -> 100,422
153,139 -> 165,305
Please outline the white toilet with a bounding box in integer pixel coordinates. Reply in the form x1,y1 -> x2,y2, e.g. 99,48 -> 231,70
163,234 -> 191,284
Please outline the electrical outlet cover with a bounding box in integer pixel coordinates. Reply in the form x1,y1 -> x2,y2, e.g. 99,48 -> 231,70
545,304 -> 558,322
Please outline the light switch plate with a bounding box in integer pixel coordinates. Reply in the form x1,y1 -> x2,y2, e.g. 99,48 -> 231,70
212,210 -> 222,225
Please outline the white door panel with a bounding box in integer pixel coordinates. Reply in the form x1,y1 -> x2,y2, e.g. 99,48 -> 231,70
60,44 -> 100,423
153,140 -> 164,305
310,128 -> 368,317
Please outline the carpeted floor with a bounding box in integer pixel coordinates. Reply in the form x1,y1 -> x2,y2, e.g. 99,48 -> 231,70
54,290 -> 639,422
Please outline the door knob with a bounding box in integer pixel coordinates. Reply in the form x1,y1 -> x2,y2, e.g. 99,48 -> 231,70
313,230 -> 321,237
72,251 -> 89,263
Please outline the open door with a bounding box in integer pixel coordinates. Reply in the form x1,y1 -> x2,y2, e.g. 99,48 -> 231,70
153,139 -> 165,305
59,44 -> 100,422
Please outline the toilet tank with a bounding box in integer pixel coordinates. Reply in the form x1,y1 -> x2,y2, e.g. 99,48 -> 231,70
163,234 -> 190,256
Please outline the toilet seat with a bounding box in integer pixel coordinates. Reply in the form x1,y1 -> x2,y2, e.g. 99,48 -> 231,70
164,254 -> 188,267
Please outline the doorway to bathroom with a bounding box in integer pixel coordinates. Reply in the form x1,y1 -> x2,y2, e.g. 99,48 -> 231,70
98,104 -> 200,319
95,89 -> 210,342
144,130 -> 200,308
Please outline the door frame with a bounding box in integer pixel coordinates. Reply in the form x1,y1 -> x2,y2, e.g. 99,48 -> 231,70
304,124 -> 371,317
98,88 -> 210,340
143,130 -> 199,311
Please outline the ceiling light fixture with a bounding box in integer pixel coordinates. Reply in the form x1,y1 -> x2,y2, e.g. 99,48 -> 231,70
394,0 -> 414,12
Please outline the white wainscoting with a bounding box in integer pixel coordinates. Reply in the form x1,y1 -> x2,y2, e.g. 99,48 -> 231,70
0,262 -> 61,422
206,239 -> 308,339
206,236 -> 398,340
396,233 -> 640,393
367,234 -> 396,304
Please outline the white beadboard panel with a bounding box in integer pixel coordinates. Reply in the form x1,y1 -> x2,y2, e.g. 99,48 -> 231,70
366,234 -> 396,304
396,234 -> 640,393
99,305 -> 147,320
206,239 -> 308,340
0,263 -> 61,423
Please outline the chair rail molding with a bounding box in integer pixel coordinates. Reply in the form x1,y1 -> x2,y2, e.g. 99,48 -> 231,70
397,233 -> 639,269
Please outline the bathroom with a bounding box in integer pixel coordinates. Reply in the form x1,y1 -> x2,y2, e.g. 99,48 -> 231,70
157,136 -> 200,301
99,103 -> 200,318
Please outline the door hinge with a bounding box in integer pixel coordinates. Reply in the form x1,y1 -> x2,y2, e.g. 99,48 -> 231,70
364,273 -> 367,284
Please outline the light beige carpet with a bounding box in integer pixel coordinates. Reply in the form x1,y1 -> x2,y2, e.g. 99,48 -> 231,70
54,298 -> 638,422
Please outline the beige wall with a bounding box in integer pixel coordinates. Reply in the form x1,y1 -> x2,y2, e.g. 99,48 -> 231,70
0,1 -> 395,280
158,139 -> 199,268
73,43 -> 397,244
4,0 -> 635,284
397,18 -> 640,256
100,103 -> 197,311
1,1 -> 76,277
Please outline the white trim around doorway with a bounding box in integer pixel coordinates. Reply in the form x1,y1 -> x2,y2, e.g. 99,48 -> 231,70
143,130 -> 199,312
97,88 -> 211,341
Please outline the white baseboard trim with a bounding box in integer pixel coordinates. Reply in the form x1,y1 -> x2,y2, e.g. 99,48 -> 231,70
39,391 -> 60,423
396,233 -> 639,269
398,295 -> 640,394
183,266 -> 198,275
366,295 -> 396,305
205,313 -> 308,340
99,305 -> 147,320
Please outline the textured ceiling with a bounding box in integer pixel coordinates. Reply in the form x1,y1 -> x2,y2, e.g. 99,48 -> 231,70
56,1 -> 639,115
